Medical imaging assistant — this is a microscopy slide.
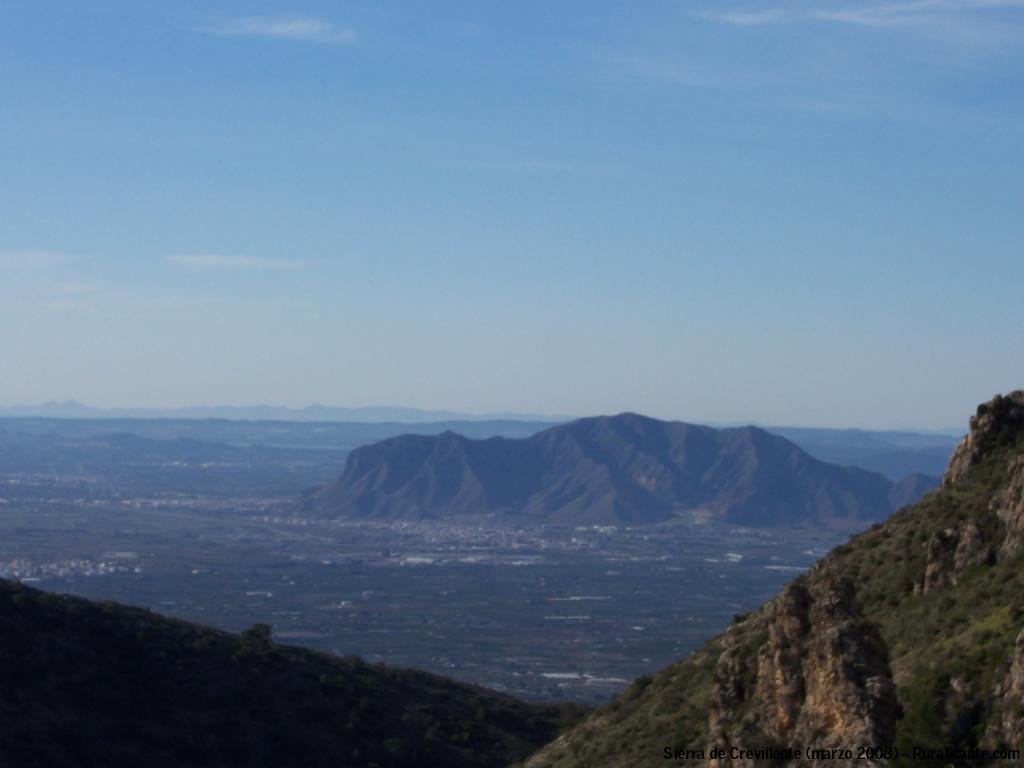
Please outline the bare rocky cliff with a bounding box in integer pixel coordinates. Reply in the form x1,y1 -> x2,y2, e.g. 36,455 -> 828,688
993,453 -> 1024,556
986,628 -> 1024,753
914,518 -> 995,594
708,579 -> 898,767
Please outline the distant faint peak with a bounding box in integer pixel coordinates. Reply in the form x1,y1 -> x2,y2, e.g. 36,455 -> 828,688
0,401 -> 567,425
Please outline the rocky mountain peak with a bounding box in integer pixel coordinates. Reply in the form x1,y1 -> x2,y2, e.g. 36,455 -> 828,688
944,390 -> 1024,487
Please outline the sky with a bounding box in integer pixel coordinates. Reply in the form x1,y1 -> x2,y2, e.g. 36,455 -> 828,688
1,0 -> 1022,429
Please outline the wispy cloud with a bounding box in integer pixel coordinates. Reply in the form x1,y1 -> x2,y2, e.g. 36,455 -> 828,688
697,9 -> 785,26
168,254 -> 309,271
698,0 -> 1024,33
201,16 -> 357,45
51,281 -> 97,296
621,0 -> 1024,125
0,298 -> 99,314
0,252 -> 98,312
594,45 -> 774,91
0,251 -> 75,269
814,1 -> 956,28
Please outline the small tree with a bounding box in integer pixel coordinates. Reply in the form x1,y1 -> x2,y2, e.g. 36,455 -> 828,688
239,623 -> 274,655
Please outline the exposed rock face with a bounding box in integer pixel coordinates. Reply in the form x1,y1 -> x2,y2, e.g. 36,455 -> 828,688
918,391 -> 1024,592
708,579 -> 898,767
915,518 -> 995,594
992,455 -> 1024,556
986,628 -> 1024,752
944,391 -> 1024,488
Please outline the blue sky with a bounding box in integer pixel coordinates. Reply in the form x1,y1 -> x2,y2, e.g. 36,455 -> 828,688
1,0 -> 1022,428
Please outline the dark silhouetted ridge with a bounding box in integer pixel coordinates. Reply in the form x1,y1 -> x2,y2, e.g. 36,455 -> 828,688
0,580 -> 576,768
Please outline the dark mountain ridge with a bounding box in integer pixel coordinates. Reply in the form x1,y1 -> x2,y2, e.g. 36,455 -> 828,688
0,579 -> 576,768
305,413 -> 903,528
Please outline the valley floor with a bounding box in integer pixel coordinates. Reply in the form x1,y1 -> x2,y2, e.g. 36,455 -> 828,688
0,494 -> 847,704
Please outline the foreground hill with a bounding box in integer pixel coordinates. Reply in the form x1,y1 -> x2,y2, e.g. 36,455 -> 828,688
305,414 -> 899,528
527,392 -> 1024,767
0,581 -> 576,768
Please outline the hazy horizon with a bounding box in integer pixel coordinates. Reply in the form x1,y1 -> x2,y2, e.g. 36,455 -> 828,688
0,398 -> 969,433
3,2 -> 1022,429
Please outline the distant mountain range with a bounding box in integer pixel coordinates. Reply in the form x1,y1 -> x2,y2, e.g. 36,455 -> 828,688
304,413 -> 916,528
0,400 -> 563,424
768,425 -> 960,480
0,404 -> 960,486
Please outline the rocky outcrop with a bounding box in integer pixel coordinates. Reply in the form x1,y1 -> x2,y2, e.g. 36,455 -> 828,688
944,391 -> 1024,488
708,579 -> 898,767
986,628 -> 1024,752
920,391 -> 1024,591
915,518 -> 995,594
992,455 -> 1024,556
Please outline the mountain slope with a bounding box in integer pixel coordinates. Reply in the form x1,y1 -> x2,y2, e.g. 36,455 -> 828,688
767,427 -> 959,481
0,580 -> 577,768
527,391 -> 1024,767
887,472 -> 941,510
305,414 -> 897,528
